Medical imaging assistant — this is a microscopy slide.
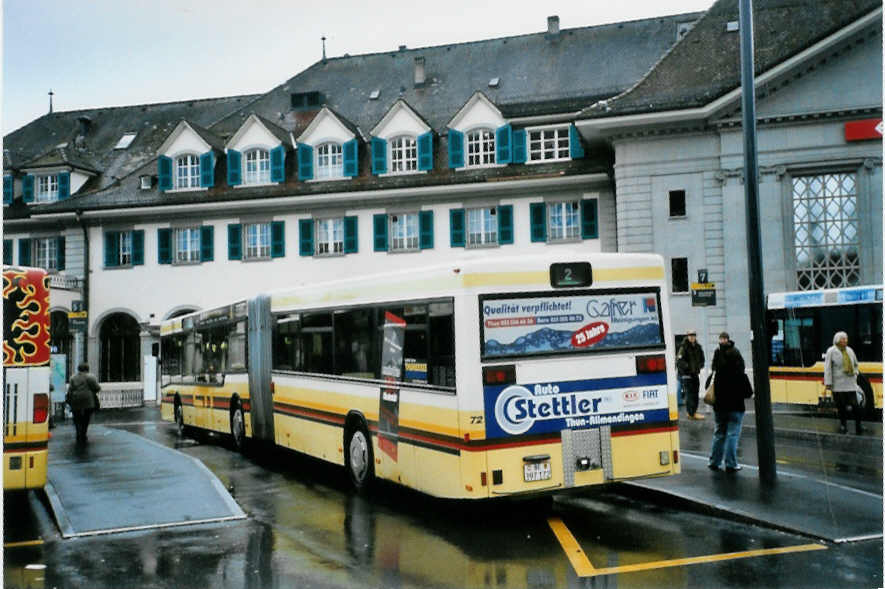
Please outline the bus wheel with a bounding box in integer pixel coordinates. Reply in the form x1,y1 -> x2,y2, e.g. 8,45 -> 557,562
345,426 -> 374,491
856,374 -> 877,420
174,401 -> 187,437
231,402 -> 246,453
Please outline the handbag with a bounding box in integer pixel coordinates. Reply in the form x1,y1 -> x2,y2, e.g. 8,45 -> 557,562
703,373 -> 716,405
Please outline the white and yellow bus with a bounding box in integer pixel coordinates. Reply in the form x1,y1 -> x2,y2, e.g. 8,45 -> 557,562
161,252 -> 680,499
767,284 -> 882,417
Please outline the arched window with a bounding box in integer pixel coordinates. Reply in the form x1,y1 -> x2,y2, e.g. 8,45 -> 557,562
316,143 -> 343,179
389,136 -> 417,173
466,129 -> 496,167
175,154 -> 200,189
99,313 -> 141,382
244,148 -> 270,184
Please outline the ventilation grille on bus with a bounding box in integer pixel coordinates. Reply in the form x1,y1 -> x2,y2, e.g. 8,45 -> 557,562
561,426 -> 613,486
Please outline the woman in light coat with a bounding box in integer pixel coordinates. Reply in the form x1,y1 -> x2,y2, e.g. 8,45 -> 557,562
824,331 -> 862,435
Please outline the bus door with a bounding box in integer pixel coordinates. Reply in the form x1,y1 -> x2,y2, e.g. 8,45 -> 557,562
4,366 -> 49,490
247,295 -> 275,442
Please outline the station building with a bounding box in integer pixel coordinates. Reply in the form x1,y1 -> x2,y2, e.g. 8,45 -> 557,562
2,0 -> 881,401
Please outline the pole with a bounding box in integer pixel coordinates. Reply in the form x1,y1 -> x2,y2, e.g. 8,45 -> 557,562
739,0 -> 776,484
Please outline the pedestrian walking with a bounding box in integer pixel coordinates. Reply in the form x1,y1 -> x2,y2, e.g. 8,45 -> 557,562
707,332 -> 752,473
824,331 -> 863,435
677,329 -> 705,420
66,363 -> 101,444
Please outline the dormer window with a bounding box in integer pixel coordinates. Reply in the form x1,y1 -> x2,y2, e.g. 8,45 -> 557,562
466,129 -> 496,167
389,136 -> 417,174
175,154 -> 201,189
37,174 -> 59,202
316,143 -> 343,179
244,149 -> 270,185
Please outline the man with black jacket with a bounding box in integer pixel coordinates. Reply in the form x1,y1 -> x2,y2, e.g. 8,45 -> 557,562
676,329 -> 705,420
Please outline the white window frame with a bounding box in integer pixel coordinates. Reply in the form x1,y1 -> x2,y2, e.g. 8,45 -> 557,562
175,154 -> 201,189
548,201 -> 581,242
390,212 -> 419,252
36,174 -> 59,203
244,148 -> 271,185
389,136 -> 418,174
315,143 -> 344,180
527,126 -> 570,163
244,223 -> 272,260
315,218 -> 344,256
466,129 -> 496,168
34,237 -> 58,271
466,207 -> 498,248
173,227 -> 201,264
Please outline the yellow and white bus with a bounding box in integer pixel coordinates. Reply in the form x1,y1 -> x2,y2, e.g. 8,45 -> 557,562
3,266 -> 52,492
161,252 -> 680,499
767,285 -> 882,416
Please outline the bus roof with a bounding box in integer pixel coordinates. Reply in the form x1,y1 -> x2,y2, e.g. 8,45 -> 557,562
767,284 -> 883,310
3,266 -> 51,367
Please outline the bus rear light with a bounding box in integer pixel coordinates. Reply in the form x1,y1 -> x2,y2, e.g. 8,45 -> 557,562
480,472 -> 488,486
483,365 -> 516,386
33,394 -> 49,424
636,354 -> 666,374
673,450 -> 679,464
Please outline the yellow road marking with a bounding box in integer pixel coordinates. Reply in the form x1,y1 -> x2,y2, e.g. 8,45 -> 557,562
548,517 -> 827,578
4,539 -> 44,548
547,517 -> 597,576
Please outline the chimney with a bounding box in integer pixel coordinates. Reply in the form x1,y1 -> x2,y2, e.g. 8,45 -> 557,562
547,15 -> 560,37
77,116 -> 92,137
414,57 -> 426,87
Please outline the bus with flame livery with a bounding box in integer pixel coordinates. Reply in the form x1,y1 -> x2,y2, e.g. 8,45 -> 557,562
767,284 -> 882,416
3,266 -> 52,492
161,252 -> 679,498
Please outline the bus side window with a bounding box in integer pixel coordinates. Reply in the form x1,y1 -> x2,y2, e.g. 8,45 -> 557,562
334,309 -> 377,378
273,313 -> 303,371
226,321 -> 247,372
302,312 -> 333,375
429,301 -> 455,387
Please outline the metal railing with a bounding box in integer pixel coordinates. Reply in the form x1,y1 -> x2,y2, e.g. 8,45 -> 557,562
97,389 -> 143,409
48,274 -> 82,290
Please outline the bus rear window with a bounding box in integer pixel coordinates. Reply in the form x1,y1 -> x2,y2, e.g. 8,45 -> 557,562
480,289 -> 664,359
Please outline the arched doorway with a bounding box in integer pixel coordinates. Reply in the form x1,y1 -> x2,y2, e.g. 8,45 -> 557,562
50,310 -> 73,378
99,313 -> 141,382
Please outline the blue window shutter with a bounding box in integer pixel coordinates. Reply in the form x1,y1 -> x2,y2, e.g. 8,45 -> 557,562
58,172 -> 71,200
22,175 -> 34,203
447,129 -> 464,168
371,137 -> 387,175
343,139 -> 358,177
270,145 -> 286,183
271,221 -> 285,258
344,216 -> 358,253
132,230 -> 145,265
496,124 -> 512,164
530,203 -> 547,243
298,219 -> 314,256
3,240 -> 12,265
158,156 -> 173,191
104,232 -> 117,267
419,210 -> 434,249
200,226 -> 214,262
569,124 -> 585,159
200,151 -> 215,187
227,224 -> 242,260
498,205 -> 513,245
417,132 -> 433,171
449,209 -> 465,247
3,176 -> 12,204
227,150 -> 242,186
157,228 -> 172,264
297,144 -> 314,181
56,236 -> 65,270
373,214 -> 388,252
18,239 -> 31,265
581,199 -> 598,239
512,129 -> 527,164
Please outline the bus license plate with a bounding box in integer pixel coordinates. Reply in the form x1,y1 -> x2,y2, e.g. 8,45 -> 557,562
524,461 -> 551,482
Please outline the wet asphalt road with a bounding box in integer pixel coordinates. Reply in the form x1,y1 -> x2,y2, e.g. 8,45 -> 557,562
4,410 -> 882,589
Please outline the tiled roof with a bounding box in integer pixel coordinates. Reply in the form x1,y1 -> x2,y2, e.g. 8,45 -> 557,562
580,0 -> 882,118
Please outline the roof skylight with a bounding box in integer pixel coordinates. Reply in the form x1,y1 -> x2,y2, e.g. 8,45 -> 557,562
114,132 -> 137,149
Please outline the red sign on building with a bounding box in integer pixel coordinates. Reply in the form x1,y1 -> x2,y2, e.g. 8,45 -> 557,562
844,119 -> 883,142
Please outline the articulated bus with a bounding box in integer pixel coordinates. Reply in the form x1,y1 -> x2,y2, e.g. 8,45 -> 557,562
767,284 -> 883,417
3,266 -> 52,491
161,252 -> 679,499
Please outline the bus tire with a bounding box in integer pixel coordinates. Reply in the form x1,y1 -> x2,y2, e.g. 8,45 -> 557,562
856,374 -> 877,420
345,424 -> 374,492
230,401 -> 247,453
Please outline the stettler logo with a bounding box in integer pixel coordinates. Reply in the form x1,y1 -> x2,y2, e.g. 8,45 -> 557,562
494,386 -> 535,435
